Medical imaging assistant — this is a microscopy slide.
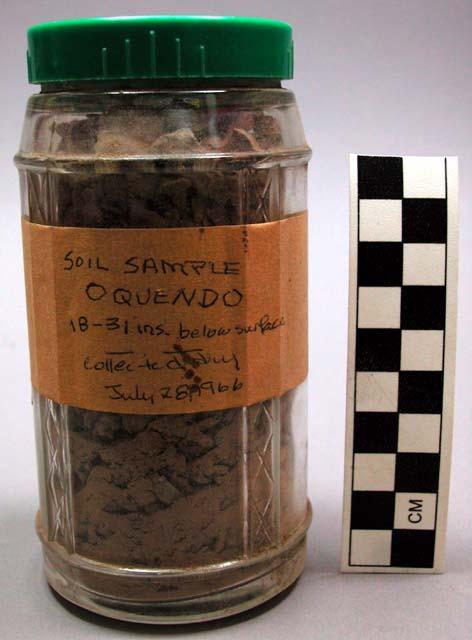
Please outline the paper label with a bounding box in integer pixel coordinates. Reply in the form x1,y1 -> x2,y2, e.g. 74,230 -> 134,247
22,214 -> 307,414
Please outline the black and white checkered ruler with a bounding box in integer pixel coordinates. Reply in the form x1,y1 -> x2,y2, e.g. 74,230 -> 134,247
341,155 -> 458,573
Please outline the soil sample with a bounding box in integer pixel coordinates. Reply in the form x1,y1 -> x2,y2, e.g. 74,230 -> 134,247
27,108 -> 307,572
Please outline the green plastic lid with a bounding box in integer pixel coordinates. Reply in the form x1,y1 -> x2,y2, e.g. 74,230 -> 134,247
27,16 -> 294,84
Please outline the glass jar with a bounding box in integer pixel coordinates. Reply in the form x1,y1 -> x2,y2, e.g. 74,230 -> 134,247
16,16 -> 311,623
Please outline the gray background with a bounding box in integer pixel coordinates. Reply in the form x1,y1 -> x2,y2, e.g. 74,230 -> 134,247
1,1 -> 471,638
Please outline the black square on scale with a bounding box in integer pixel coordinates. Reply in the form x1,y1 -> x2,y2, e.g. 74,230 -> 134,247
351,491 -> 395,529
398,371 -> 444,414
358,156 -> 403,199
354,413 -> 399,453
358,242 -> 403,286
402,198 -> 447,243
395,453 -> 440,492
356,329 -> 401,371
391,530 -> 435,568
401,286 -> 446,330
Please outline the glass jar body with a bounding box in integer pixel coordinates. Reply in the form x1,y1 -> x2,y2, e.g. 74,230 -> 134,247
16,84 -> 311,623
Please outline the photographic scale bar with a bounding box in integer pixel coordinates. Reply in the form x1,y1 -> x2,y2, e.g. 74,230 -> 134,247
341,155 -> 458,573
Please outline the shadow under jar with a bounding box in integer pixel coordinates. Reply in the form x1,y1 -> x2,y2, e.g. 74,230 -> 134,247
16,16 -> 311,623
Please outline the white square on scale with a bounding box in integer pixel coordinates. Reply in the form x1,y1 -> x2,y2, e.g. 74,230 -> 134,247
401,330 -> 444,371
356,372 -> 399,412
398,414 -> 441,453
353,453 -> 396,491
359,199 -> 402,241
403,157 -> 446,199
350,530 -> 392,566
358,287 -> 401,329
403,243 -> 446,286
